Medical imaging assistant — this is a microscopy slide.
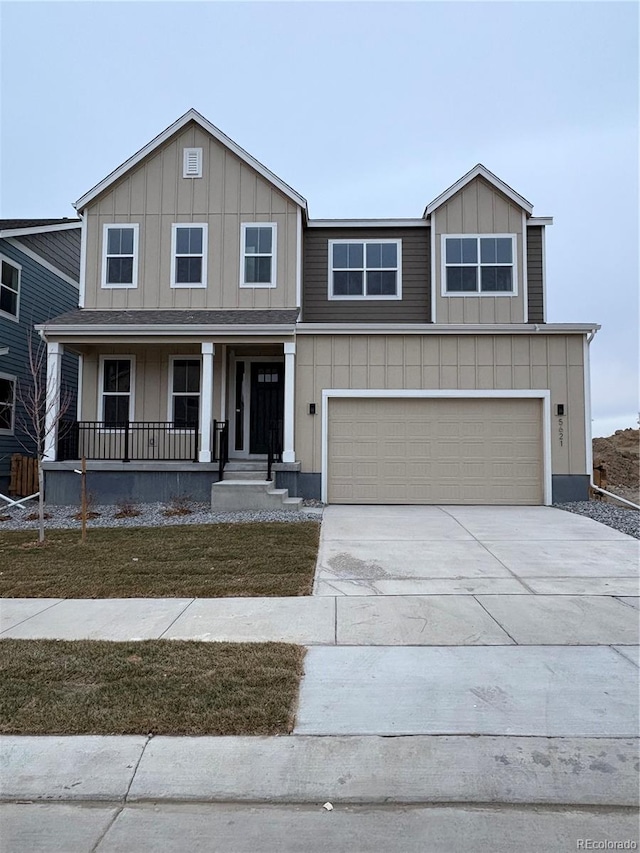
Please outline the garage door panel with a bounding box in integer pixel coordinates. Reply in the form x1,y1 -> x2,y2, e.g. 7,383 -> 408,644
327,398 -> 543,505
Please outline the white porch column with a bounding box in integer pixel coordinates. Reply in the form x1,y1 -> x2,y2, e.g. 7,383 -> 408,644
43,341 -> 63,461
282,341 -> 296,463
199,342 -> 215,462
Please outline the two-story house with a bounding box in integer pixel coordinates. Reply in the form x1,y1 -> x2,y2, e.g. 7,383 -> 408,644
0,220 -> 80,494
40,109 -> 598,507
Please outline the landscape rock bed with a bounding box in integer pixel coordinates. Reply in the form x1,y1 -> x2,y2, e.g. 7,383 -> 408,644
553,500 -> 640,539
0,501 -> 320,531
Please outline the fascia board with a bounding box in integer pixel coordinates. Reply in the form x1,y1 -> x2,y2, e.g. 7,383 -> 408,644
74,109 -> 308,212
0,222 -> 81,237
424,164 -> 534,216
295,323 -> 600,335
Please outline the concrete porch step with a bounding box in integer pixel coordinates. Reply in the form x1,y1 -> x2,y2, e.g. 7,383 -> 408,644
222,460 -> 268,481
211,479 -> 302,512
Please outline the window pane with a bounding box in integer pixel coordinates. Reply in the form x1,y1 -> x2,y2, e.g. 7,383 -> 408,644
366,243 -> 382,268
258,227 -> 272,254
367,270 -> 397,295
245,256 -> 271,283
0,287 -> 18,316
173,361 -> 187,393
189,228 -> 203,254
1,261 -> 19,291
333,244 -> 348,268
0,377 -> 14,430
446,239 -> 461,264
176,257 -> 202,283
461,239 -> 477,263
174,396 -> 199,428
107,257 -> 133,285
244,227 -> 260,255
482,267 -> 513,292
480,238 -> 496,264
381,243 -> 397,267
103,360 -> 130,393
107,228 -> 122,255
185,360 -> 200,393
347,243 -> 363,268
447,267 -> 477,292
176,227 -> 202,255
103,395 -> 129,426
120,228 -> 134,255
496,238 -> 512,263
333,270 -> 363,296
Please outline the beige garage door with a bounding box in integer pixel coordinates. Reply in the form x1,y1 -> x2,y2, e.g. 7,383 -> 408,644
327,397 -> 543,505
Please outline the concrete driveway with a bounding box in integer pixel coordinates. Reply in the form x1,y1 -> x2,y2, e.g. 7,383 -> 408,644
313,504 -> 639,597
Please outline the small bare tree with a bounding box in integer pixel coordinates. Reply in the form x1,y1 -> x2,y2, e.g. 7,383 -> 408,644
15,333 -> 72,544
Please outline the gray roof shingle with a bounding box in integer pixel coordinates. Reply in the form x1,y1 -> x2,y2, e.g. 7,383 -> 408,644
0,218 -> 81,230
41,308 -> 299,327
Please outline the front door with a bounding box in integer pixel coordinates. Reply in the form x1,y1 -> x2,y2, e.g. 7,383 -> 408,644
249,363 -> 284,454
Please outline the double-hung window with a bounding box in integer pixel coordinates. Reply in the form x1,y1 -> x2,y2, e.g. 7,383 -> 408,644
0,373 -> 16,433
102,225 -> 139,288
171,224 -> 207,288
0,256 -> 21,319
443,235 -> 516,294
329,240 -> 401,299
240,223 -> 276,287
169,358 -> 200,428
100,357 -> 134,427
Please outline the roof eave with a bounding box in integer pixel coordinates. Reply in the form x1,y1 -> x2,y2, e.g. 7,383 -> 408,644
74,108 -> 308,213
423,164 -> 534,217
36,323 -> 298,336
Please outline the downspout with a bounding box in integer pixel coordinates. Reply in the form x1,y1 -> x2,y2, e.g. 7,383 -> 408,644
584,327 -> 640,509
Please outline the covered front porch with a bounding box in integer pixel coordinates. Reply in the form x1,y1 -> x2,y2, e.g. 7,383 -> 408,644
38,309 -> 301,504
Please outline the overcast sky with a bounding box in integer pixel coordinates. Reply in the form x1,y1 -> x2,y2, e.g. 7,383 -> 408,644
1,1 -> 637,438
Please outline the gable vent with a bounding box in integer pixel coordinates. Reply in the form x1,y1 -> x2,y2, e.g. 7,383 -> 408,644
183,147 -> 203,178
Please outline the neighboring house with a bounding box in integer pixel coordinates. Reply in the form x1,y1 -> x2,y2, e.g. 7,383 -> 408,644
39,109 -> 598,507
0,220 -> 81,492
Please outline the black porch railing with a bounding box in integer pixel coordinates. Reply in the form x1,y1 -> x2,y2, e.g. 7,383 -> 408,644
266,420 -> 283,481
57,421 -> 231,464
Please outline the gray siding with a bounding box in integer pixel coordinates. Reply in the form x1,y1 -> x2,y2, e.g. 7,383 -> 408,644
527,226 -> 544,323
303,227 -> 430,323
0,240 -> 79,478
18,229 -> 81,282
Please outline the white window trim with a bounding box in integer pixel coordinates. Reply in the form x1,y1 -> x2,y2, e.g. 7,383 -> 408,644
441,233 -> 518,297
0,254 -> 21,322
167,355 -> 202,433
98,355 -> 136,430
0,371 -> 17,435
328,239 -> 402,301
240,222 -> 277,289
101,224 -> 139,290
320,389 -> 552,506
171,223 -> 208,289
183,147 -> 203,178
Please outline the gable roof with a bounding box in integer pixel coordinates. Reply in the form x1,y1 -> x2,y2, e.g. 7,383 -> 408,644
74,108 -> 308,213
423,164 -> 533,217
0,219 -> 80,237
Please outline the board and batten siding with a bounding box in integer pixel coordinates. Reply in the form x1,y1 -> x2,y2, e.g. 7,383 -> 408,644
82,122 -> 299,312
526,225 -> 544,324
302,227 -> 430,323
0,240 -> 79,477
433,176 -> 525,324
295,333 -> 586,478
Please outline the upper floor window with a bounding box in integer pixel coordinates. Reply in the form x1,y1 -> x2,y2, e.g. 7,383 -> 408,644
240,223 -> 277,288
99,357 -> 134,427
329,240 -> 401,300
171,224 -> 208,288
0,373 -> 16,434
102,225 -> 139,289
0,256 -> 21,320
169,358 -> 200,428
443,235 -> 516,295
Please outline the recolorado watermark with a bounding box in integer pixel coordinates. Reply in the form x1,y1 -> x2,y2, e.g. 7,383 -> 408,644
576,842 -> 638,850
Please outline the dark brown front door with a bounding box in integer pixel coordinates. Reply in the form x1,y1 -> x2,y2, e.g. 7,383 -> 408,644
249,363 -> 284,454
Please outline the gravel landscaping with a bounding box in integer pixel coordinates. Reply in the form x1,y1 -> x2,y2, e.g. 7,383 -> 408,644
0,501 -> 321,531
553,500 -> 640,539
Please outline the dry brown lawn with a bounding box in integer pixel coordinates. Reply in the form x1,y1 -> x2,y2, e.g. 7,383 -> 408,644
0,522 -> 319,598
0,639 -> 305,735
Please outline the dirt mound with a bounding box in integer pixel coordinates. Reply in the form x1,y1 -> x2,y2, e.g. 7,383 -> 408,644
593,428 -> 639,490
